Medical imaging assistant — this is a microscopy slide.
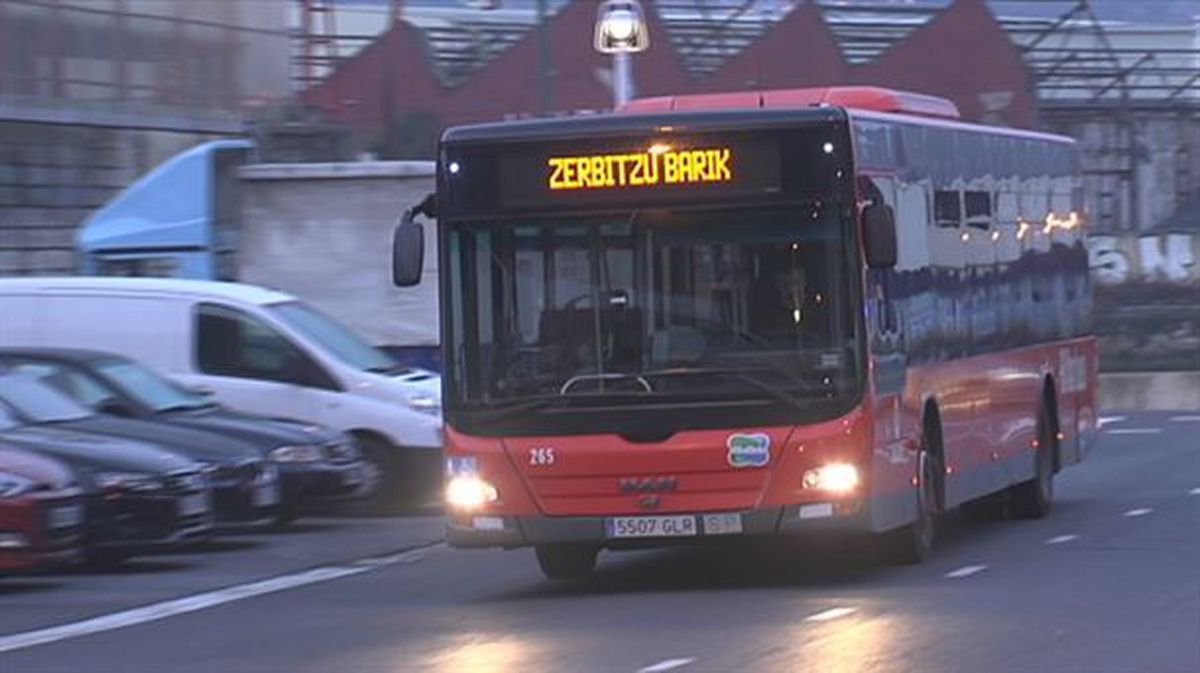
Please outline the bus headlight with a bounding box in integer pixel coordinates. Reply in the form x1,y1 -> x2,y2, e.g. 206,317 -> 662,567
445,475 -> 499,510
802,463 -> 860,493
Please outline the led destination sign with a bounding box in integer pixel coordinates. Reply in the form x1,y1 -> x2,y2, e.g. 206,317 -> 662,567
547,145 -> 733,191
470,131 -> 821,212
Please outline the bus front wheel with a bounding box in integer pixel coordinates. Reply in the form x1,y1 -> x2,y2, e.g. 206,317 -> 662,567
535,544 -> 598,580
881,449 -> 939,564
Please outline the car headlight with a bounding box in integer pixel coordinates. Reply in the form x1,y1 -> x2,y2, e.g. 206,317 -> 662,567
0,533 -> 32,549
270,445 -> 324,463
0,471 -> 37,499
406,392 -> 442,417
95,471 -> 163,493
802,463 -> 861,493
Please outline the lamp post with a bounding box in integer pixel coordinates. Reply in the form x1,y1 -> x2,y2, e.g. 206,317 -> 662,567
594,0 -> 649,109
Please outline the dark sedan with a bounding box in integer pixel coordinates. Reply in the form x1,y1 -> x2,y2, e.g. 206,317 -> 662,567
0,400 -> 213,564
0,374 -> 277,528
1,444 -> 83,574
0,349 -> 369,517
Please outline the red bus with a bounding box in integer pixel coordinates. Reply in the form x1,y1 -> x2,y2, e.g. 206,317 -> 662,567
393,86 -> 1098,579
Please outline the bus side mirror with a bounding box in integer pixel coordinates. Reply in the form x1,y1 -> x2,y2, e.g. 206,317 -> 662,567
392,210 -> 425,287
863,202 -> 898,269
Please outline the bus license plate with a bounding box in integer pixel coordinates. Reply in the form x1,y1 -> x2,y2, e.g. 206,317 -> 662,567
178,493 -> 210,517
606,515 -> 697,539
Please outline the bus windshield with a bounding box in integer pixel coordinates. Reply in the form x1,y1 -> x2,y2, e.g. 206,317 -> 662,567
444,203 -> 862,424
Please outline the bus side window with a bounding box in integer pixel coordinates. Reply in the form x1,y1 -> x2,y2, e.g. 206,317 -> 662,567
934,190 -> 962,228
964,191 -> 992,230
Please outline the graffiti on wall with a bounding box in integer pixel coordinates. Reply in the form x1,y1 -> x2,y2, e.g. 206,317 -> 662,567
1088,232 -> 1198,284
1086,231 -> 1200,371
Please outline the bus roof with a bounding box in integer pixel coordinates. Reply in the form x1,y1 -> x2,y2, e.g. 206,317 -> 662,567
442,86 -> 1072,146
441,107 -> 844,144
0,276 -> 295,307
623,86 -> 961,120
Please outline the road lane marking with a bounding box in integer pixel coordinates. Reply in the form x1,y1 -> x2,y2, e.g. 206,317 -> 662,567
0,566 -> 367,654
1045,534 -> 1080,545
0,542 -> 441,655
637,657 -> 697,672
1123,508 -> 1154,517
805,607 -> 858,622
354,543 -> 445,567
944,565 -> 988,579
1097,415 -> 1125,428
1105,428 -> 1162,435
1168,415 -> 1200,422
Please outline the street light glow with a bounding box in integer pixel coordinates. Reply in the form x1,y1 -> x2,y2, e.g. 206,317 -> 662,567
594,0 -> 649,54
604,10 -> 637,42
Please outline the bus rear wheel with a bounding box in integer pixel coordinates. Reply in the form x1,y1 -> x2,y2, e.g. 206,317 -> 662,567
1010,408 -> 1055,519
535,544 -> 598,580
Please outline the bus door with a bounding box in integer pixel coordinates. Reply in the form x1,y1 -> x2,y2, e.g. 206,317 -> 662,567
861,175 -> 913,520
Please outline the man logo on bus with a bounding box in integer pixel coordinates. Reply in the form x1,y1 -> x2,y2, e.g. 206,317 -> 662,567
727,433 -> 771,468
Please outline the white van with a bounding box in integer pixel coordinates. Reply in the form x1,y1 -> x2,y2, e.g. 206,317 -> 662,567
0,277 -> 442,507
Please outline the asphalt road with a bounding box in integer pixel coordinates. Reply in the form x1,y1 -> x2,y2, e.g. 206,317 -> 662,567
2,411 -> 1198,673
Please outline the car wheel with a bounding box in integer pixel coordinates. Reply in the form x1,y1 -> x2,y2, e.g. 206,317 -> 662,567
535,544 -> 598,580
353,436 -> 406,515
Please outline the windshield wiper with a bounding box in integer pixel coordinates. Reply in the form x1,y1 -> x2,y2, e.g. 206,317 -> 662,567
559,372 -> 653,395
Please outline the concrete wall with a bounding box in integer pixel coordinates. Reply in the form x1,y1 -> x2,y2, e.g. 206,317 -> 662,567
1100,372 -> 1200,411
1086,230 -> 1200,372
1047,115 -> 1200,234
0,122 -> 228,276
236,162 -> 438,347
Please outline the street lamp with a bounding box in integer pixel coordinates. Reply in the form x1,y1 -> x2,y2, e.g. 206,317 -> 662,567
594,0 -> 649,108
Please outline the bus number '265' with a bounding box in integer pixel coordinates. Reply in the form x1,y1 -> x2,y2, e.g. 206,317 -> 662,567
529,447 -> 556,466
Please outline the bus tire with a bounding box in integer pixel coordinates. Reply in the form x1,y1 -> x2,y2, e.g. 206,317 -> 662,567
880,449 -> 939,564
1010,406 -> 1055,519
535,544 -> 598,580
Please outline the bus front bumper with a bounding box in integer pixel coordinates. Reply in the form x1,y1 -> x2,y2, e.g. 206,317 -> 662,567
446,502 -> 870,549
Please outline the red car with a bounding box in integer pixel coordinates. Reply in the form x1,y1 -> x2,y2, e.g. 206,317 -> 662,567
0,444 -> 83,575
